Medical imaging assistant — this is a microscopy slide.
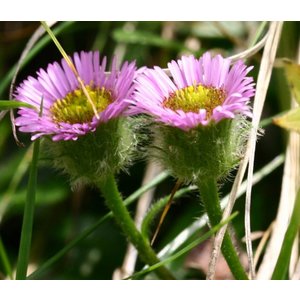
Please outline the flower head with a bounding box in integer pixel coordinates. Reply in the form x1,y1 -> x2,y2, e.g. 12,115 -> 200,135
128,53 -> 255,182
15,51 -> 136,141
130,52 -> 255,130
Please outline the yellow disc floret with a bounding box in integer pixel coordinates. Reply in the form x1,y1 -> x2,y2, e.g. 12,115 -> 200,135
51,85 -> 113,124
163,84 -> 227,117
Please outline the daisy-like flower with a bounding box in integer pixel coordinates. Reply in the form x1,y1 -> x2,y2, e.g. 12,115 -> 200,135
14,51 -> 136,141
128,52 -> 255,182
130,52 -> 255,130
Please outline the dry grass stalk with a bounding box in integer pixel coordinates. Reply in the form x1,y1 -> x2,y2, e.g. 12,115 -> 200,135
257,127 -> 300,279
291,255 -> 300,280
244,21 -> 283,279
161,27 -> 268,77
253,222 -> 274,270
206,21 -> 283,280
257,111 -> 300,279
290,235 -> 299,277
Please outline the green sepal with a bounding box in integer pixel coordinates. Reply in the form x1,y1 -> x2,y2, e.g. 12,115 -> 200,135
151,116 -> 250,182
41,118 -> 137,186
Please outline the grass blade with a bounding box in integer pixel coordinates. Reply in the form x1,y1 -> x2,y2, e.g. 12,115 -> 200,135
0,100 -> 35,110
272,188 -> 300,279
0,237 -> 13,279
15,139 -> 40,280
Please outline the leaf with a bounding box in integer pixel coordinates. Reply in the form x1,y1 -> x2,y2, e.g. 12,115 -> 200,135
272,187 -> 300,279
0,238 -> 13,279
273,107 -> 300,132
277,58 -> 300,104
16,138 -> 40,279
0,100 -> 35,110
113,29 -> 187,52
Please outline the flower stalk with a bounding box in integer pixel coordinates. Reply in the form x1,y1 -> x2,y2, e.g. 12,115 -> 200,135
197,177 -> 248,280
97,174 -> 175,280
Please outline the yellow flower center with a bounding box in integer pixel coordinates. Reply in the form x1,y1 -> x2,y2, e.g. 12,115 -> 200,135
50,85 -> 113,124
163,84 -> 227,117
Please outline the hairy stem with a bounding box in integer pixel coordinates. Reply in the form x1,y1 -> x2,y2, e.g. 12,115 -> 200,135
197,177 -> 248,280
97,174 -> 175,280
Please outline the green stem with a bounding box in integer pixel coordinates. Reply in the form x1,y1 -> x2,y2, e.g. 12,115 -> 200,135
15,139 -> 40,280
197,177 -> 248,280
97,174 -> 176,280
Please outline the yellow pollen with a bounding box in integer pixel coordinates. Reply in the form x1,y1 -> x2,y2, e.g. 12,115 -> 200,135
50,85 -> 113,124
163,84 -> 227,117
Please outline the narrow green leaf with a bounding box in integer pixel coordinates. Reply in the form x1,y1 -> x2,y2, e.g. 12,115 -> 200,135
15,139 -> 40,280
273,107 -> 300,132
0,100 -> 35,110
272,188 -> 300,280
129,212 -> 238,279
0,237 -> 13,279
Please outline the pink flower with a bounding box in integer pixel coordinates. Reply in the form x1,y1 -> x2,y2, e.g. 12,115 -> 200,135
129,52 -> 255,130
14,51 -> 136,141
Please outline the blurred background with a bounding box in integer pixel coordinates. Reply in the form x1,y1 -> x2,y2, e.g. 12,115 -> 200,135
0,21 -> 299,279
